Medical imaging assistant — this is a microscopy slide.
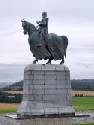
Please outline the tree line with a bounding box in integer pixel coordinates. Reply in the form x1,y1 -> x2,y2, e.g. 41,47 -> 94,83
71,79 -> 94,91
0,91 -> 22,103
1,79 -> 94,91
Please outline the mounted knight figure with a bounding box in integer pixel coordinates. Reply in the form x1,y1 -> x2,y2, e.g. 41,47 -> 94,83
36,12 -> 48,45
21,12 -> 68,64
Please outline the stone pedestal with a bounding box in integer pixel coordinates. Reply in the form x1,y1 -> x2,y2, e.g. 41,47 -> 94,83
17,64 -> 75,118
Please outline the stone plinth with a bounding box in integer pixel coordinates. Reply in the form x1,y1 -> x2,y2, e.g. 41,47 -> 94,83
17,64 -> 75,118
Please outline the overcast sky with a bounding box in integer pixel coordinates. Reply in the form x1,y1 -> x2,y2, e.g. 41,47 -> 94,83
0,0 -> 94,82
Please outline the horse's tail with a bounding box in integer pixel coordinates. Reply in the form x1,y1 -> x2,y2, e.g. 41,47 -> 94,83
61,36 -> 68,57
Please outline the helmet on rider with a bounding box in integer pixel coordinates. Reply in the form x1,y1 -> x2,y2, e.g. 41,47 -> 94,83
42,12 -> 47,18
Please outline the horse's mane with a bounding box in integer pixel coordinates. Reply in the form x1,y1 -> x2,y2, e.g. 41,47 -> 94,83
22,20 -> 36,33
26,21 -> 36,31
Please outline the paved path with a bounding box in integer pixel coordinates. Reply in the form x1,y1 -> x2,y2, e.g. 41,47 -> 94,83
0,112 -> 94,125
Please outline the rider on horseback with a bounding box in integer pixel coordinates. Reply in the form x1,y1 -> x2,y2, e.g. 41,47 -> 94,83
36,12 -> 48,44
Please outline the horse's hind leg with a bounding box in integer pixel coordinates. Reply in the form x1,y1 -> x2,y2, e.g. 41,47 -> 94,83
33,59 -> 38,64
60,57 -> 64,64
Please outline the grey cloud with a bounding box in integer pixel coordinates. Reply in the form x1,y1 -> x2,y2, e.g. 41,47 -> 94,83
0,64 -> 25,82
0,0 -> 94,20
0,0 -> 94,81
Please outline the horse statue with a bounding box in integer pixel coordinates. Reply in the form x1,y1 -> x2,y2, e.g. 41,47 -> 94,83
21,20 -> 68,64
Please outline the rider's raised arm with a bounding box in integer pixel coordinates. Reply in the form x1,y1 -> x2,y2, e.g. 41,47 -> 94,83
36,21 -> 42,24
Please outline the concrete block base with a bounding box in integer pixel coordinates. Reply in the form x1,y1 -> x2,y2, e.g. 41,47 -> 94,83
17,64 -> 75,118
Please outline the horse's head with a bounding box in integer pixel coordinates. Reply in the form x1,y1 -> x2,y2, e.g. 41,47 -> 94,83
21,20 -> 30,35
21,19 -> 36,35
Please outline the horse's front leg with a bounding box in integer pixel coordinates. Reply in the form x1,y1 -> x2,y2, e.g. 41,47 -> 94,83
60,57 -> 64,64
46,58 -> 52,64
33,58 -> 38,64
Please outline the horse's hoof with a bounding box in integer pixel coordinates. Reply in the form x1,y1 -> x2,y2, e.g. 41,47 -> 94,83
33,61 -> 36,64
60,60 -> 64,64
46,61 -> 51,64
46,62 -> 49,64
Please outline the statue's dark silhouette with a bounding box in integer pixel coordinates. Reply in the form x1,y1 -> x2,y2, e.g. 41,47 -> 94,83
21,12 -> 68,64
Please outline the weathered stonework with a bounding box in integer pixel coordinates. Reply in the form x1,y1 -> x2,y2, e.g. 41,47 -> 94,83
17,64 -> 75,118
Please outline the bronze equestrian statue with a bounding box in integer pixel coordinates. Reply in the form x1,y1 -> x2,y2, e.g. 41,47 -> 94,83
21,12 -> 68,64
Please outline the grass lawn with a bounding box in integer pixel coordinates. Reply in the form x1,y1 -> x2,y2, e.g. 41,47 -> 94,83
73,123 -> 94,125
0,103 -> 19,113
73,96 -> 94,112
0,109 -> 17,113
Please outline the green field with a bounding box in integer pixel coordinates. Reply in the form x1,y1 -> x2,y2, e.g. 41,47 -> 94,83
73,123 -> 94,125
0,97 -> 94,113
0,109 -> 17,113
73,96 -> 94,112
0,103 -> 19,113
